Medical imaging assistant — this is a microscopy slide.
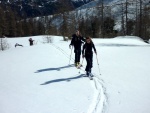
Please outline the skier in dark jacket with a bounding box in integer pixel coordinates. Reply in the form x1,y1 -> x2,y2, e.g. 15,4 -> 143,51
82,37 -> 97,76
69,30 -> 85,66
29,38 -> 34,46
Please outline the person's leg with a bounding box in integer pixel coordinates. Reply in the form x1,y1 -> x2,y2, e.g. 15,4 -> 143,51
85,55 -> 91,75
89,53 -> 93,73
74,50 -> 78,66
77,49 -> 81,64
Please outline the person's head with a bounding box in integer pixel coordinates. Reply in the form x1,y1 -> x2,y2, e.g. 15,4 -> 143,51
86,37 -> 92,44
76,30 -> 80,36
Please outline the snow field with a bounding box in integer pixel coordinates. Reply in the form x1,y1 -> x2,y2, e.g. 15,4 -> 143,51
0,35 -> 150,113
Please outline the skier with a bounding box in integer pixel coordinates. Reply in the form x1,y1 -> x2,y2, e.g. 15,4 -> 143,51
29,38 -> 34,46
69,30 -> 85,67
82,37 -> 97,76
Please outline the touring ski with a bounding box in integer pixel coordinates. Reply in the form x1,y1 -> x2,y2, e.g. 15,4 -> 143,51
85,73 -> 93,80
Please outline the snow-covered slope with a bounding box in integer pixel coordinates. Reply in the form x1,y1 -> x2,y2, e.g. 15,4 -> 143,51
0,36 -> 96,113
76,0 -> 114,10
0,35 -> 150,113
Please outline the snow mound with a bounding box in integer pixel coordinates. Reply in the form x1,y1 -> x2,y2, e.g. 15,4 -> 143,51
5,35 -> 63,49
94,36 -> 149,47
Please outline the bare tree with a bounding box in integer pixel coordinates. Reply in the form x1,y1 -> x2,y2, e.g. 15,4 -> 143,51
125,0 -> 128,35
67,12 -> 76,39
139,0 -> 142,37
134,0 -> 139,36
43,35 -> 53,44
60,12 -> 69,41
121,2 -> 125,35
143,3 -> 150,41
101,0 -> 104,38
0,37 -> 9,51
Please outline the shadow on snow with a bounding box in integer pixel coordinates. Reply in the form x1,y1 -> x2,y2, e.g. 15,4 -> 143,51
40,74 -> 84,85
35,64 -> 74,73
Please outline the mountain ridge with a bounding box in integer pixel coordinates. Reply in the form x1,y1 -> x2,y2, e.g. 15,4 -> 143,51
0,0 -> 94,18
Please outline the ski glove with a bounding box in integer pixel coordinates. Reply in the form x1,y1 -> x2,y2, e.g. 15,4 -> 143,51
95,51 -> 97,55
82,55 -> 85,58
69,44 -> 72,49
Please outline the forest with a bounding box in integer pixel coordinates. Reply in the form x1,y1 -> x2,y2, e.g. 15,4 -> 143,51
0,0 -> 149,42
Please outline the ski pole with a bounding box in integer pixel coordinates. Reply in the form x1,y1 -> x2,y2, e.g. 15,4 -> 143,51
81,57 -> 84,67
69,46 -> 73,65
96,54 -> 101,75
78,57 -> 84,74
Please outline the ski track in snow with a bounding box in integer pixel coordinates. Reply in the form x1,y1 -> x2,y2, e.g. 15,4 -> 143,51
50,43 -> 108,113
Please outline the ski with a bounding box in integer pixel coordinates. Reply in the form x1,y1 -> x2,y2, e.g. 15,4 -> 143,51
85,73 -> 93,80
88,73 -> 94,80
88,75 -> 93,80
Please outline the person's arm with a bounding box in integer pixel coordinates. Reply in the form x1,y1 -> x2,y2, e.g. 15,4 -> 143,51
81,36 -> 85,43
69,35 -> 74,49
82,44 -> 85,58
92,43 -> 97,54
70,35 -> 75,45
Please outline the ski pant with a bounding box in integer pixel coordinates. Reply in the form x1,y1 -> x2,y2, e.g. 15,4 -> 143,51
85,53 -> 93,73
74,49 -> 81,63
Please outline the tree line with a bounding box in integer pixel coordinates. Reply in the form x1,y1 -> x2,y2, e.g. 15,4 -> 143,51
0,5 -> 45,37
0,0 -> 150,42
59,0 -> 150,41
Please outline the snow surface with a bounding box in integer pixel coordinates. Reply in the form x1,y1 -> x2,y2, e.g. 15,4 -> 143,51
0,35 -> 150,113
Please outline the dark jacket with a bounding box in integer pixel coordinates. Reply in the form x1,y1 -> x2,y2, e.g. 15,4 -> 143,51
29,38 -> 34,46
70,34 -> 85,50
82,42 -> 96,56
